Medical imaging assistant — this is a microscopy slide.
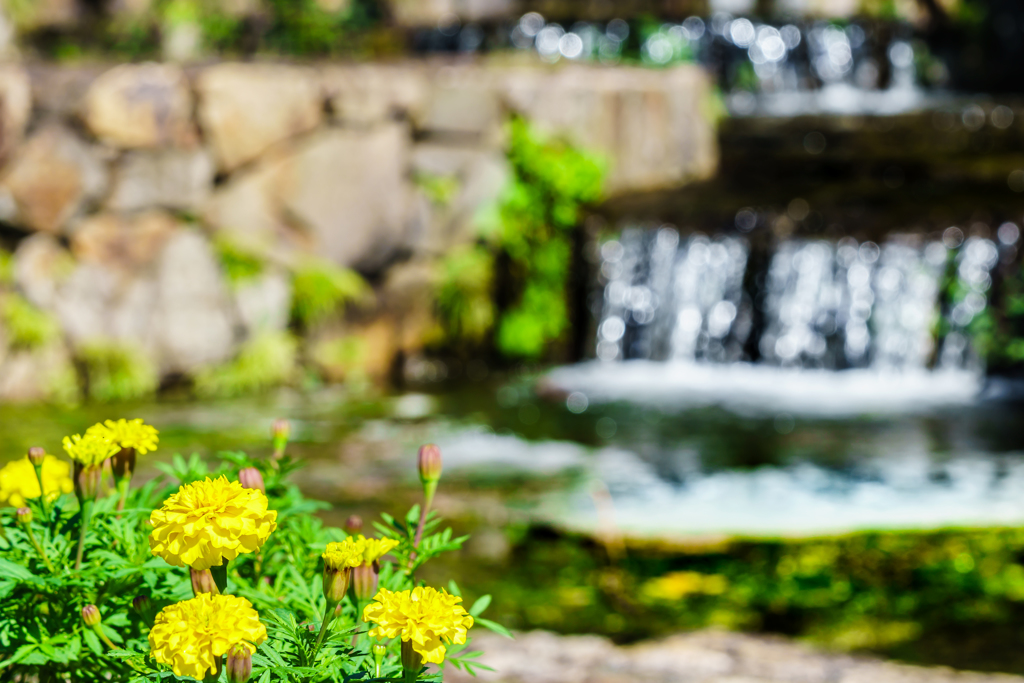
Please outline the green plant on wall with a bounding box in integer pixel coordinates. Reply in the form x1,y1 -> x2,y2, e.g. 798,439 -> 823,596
77,341 -> 159,403
195,330 -> 298,398
1,295 -> 60,351
214,234 -> 266,287
290,259 -> 368,330
963,260 -> 1024,371
437,118 -> 605,360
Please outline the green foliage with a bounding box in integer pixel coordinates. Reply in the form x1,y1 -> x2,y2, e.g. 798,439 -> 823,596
415,172 -> 461,208
436,246 -> 495,346
214,235 -> 266,286
961,261 -> 1024,371
438,118 -> 605,359
493,119 -> 604,358
77,341 -> 159,403
463,525 -> 1024,670
290,261 -> 368,330
195,331 -> 297,398
1,294 -> 60,351
0,424 -> 504,682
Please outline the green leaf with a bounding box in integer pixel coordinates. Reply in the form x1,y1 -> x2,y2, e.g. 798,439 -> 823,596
475,618 -> 513,639
83,629 -> 103,655
469,595 -> 491,617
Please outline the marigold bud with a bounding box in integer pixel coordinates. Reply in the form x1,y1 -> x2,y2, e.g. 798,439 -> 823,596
373,641 -> 388,677
351,562 -> 379,602
271,419 -> 290,455
345,515 -> 363,533
226,643 -> 253,683
238,467 -> 265,493
132,595 -> 154,620
74,462 -> 103,502
111,447 -> 136,484
27,447 -> 45,467
417,444 -> 442,484
16,507 -> 32,524
190,568 -> 220,596
322,566 -> 351,604
81,604 -> 101,627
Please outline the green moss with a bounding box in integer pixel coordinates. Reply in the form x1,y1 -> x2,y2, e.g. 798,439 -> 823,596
312,334 -> 369,383
195,330 -> 297,398
214,235 -> 266,286
434,118 -> 605,359
415,172 -> 462,208
290,260 -> 368,329
1,295 -> 60,351
78,341 -> 159,403
436,245 -> 495,346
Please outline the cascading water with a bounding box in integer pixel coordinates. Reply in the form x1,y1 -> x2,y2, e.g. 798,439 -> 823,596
550,226 -> 1007,417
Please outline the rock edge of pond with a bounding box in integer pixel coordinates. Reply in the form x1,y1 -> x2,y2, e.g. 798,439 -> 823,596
448,630 -> 1024,683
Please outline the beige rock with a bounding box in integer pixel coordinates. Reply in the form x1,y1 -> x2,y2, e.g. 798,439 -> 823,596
500,64 -> 718,195
10,0 -> 79,29
70,211 -> 179,274
388,0 -> 454,26
447,630 -> 1023,683
233,270 -> 292,336
83,63 -> 195,149
106,148 -> 214,212
1,126 -> 108,234
203,124 -> 415,271
151,229 -> 235,371
108,0 -> 154,16
196,63 -> 324,172
411,142 -> 509,252
0,344 -> 78,404
27,64 -> 103,120
275,125 -> 414,270
12,234 -> 73,309
416,68 -> 503,140
323,64 -> 429,127
0,64 -> 31,157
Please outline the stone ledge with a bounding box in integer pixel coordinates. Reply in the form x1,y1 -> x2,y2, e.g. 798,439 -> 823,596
448,630 -> 1024,683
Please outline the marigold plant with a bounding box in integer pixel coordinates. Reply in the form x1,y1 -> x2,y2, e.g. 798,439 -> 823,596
0,454 -> 72,507
0,416 -> 507,682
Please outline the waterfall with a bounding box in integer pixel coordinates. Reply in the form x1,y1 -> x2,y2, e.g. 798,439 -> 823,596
596,228 -> 749,363
594,227 -> 994,373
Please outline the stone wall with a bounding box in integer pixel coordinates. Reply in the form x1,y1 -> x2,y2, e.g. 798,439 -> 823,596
0,57 -> 717,401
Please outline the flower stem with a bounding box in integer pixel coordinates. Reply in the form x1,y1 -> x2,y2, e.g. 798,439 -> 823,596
311,598 -> 339,665
400,640 -> 422,683
116,478 -> 130,513
31,464 -> 50,523
92,624 -> 116,650
24,524 -> 55,573
74,499 -> 94,570
407,491 -> 434,572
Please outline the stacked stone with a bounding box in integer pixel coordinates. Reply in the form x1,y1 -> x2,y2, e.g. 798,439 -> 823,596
0,58 -> 715,400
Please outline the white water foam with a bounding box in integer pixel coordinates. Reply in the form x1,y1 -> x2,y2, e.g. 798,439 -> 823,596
546,360 -> 982,418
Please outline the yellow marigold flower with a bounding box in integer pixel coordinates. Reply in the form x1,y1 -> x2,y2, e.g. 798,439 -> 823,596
323,536 -> 367,570
86,418 -> 159,454
0,456 -> 73,507
363,586 -> 474,665
359,536 -> 399,564
149,593 -> 267,680
62,433 -> 120,468
149,476 -> 277,570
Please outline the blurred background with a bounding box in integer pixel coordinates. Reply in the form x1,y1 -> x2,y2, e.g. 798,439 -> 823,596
1,0 -> 1024,678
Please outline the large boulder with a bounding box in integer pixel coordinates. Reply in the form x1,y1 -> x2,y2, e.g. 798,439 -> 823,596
232,270 -> 292,337
499,64 -> 718,195
150,229 -> 236,372
323,64 -> 429,128
12,234 -> 73,310
0,65 -> 32,158
196,63 -> 324,172
203,124 -> 415,271
415,68 -> 503,141
410,142 -> 509,252
106,148 -> 214,212
0,343 -> 78,404
82,63 -> 196,149
0,126 -> 108,234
